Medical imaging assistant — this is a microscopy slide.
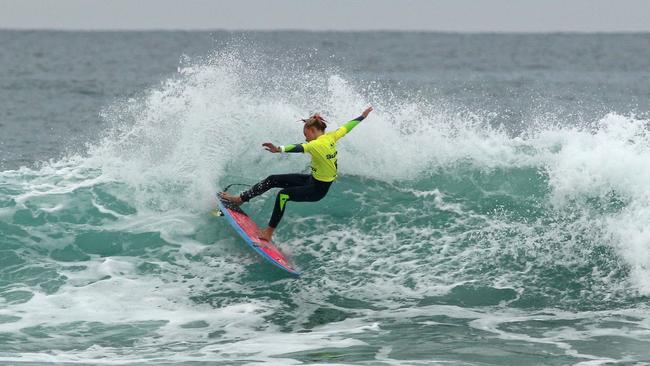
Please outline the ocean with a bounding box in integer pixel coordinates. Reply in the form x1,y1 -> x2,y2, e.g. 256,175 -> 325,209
1,30 -> 650,365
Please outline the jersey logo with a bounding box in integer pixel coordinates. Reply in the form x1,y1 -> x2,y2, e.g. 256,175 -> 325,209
326,151 -> 337,159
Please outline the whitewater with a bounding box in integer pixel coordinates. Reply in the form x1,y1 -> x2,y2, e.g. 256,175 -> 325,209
1,31 -> 650,365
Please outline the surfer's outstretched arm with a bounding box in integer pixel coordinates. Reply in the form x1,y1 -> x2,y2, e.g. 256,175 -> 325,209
262,142 -> 304,153
280,144 -> 304,153
333,106 -> 374,140
260,106 -> 373,153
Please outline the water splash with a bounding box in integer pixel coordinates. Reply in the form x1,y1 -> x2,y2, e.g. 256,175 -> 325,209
2,47 -> 650,364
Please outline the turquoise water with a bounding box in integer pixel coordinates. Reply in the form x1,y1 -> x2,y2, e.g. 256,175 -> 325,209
1,31 -> 650,365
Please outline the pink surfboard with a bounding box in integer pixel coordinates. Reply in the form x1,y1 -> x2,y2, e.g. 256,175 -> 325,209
215,195 -> 300,276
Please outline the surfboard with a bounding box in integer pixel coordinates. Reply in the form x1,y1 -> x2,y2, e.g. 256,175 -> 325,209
213,194 -> 300,276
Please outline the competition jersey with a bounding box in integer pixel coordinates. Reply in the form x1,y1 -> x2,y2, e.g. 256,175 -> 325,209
301,128 -> 345,182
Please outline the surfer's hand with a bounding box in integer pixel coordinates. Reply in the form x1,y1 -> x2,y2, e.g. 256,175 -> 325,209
361,106 -> 373,118
262,142 -> 280,153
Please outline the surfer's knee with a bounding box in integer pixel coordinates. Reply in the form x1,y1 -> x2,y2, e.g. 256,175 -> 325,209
276,190 -> 291,209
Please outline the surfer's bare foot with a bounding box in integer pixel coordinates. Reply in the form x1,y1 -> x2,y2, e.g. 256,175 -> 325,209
258,227 -> 274,242
219,192 -> 243,205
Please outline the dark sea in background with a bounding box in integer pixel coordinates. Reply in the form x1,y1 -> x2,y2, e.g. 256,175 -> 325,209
1,30 -> 650,365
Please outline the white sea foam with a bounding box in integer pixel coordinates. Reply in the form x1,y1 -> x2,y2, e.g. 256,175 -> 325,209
2,49 -> 650,364
540,113 -> 650,294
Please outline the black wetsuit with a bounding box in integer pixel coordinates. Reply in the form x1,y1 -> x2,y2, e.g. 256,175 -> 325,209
240,174 -> 331,228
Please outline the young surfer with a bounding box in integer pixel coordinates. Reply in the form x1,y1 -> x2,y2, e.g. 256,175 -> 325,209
219,106 -> 374,241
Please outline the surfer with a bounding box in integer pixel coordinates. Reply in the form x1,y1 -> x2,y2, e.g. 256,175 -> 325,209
219,106 -> 374,241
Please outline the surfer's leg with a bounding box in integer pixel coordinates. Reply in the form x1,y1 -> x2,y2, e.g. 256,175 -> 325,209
267,181 -> 332,229
240,174 -> 311,203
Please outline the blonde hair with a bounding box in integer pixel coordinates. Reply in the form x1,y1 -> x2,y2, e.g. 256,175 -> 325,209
302,113 -> 327,131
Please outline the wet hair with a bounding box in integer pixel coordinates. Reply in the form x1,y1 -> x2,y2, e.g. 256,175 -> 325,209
301,113 -> 327,131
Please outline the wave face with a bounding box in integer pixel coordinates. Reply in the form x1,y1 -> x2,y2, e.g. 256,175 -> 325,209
1,33 -> 650,364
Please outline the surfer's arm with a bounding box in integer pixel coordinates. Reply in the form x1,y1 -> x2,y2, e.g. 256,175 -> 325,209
280,144 -> 305,153
262,142 -> 305,153
262,142 -> 281,153
333,116 -> 364,140
342,116 -> 365,131
334,106 -> 373,140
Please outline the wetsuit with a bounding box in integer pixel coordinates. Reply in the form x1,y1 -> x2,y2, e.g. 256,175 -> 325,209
240,115 -> 366,228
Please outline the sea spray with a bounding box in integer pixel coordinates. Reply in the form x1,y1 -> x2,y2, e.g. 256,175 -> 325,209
1,42 -> 650,364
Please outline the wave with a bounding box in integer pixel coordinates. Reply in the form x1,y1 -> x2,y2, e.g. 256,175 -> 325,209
1,47 -> 650,363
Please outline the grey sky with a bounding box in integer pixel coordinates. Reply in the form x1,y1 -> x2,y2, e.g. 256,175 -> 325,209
2,0 -> 650,32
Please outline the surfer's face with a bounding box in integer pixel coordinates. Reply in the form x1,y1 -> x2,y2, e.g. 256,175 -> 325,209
304,126 -> 320,141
